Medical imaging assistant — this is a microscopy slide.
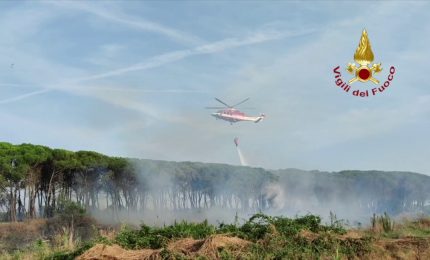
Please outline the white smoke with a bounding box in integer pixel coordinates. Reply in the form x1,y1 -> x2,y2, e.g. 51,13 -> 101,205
263,184 -> 285,209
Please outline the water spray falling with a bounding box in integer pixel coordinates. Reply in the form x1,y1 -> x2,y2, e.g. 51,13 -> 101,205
234,137 -> 247,166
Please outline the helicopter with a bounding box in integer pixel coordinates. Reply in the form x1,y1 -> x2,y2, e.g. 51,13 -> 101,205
206,98 -> 265,124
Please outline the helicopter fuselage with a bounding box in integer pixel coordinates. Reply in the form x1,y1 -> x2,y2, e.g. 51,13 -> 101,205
211,109 -> 264,123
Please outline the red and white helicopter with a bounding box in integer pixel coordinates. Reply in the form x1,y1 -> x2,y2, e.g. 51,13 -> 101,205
206,98 -> 265,124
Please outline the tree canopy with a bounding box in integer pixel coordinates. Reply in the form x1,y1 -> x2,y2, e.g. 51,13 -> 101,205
0,142 -> 429,222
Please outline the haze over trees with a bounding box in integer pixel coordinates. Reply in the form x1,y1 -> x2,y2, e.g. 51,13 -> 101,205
0,142 -> 429,223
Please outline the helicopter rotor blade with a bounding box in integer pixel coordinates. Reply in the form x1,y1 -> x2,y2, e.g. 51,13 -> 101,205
205,107 -> 225,109
214,98 -> 231,108
231,98 -> 250,108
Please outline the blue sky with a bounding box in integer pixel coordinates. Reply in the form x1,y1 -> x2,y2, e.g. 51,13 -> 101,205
0,1 -> 429,174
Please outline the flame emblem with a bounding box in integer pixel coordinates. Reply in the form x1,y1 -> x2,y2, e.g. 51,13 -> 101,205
346,29 -> 382,84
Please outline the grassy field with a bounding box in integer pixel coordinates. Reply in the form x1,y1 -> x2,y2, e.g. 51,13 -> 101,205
0,213 -> 429,259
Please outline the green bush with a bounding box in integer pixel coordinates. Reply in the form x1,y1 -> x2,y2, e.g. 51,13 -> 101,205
68,213 -> 365,259
115,220 -> 216,249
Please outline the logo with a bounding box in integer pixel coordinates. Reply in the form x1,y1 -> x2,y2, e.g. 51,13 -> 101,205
333,29 -> 396,97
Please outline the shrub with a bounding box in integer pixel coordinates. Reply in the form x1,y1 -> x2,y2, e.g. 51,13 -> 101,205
371,212 -> 395,233
115,220 -> 216,249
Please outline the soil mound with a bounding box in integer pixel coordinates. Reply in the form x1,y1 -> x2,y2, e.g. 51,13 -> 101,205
79,235 -> 250,259
77,244 -> 160,260
167,237 -> 204,255
197,235 -> 250,258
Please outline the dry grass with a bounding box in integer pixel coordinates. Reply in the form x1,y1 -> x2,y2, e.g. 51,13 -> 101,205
414,217 -> 430,229
98,227 -> 119,241
78,235 -> 250,260
368,237 -> 430,260
167,237 -> 204,255
0,219 -> 46,239
0,219 -> 47,252
197,234 -> 250,259
2,215 -> 429,259
298,229 -> 319,241
77,244 -> 161,260
76,216 -> 430,259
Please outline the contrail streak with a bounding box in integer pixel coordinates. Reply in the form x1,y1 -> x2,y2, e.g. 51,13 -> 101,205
0,28 -> 315,107
74,30 -> 288,82
45,1 -> 202,45
0,89 -> 51,104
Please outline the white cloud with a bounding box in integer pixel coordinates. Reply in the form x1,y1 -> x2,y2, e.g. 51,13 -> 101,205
76,29 -> 305,82
0,27 -> 312,120
45,1 -> 203,45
